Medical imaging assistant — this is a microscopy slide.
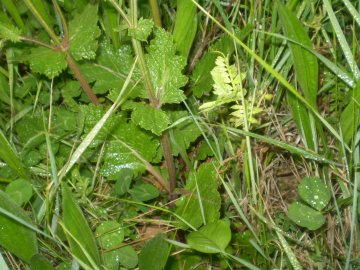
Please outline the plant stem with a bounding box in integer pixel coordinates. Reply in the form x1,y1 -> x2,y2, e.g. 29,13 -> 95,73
130,0 -> 177,199
66,54 -> 100,105
149,0 -> 162,27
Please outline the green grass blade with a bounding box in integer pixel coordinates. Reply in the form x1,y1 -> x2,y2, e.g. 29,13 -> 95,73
0,129 -> 28,179
323,0 -> 360,79
0,190 -> 38,263
1,0 -> 25,31
61,183 -> 101,268
226,126 -> 339,166
277,1 -> 318,106
343,0 -> 360,29
277,1 -> 318,151
191,0 -> 349,152
173,0 -> 197,59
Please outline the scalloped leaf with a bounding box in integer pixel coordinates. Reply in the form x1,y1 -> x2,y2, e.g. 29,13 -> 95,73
129,102 -> 170,135
175,163 -> 221,229
68,4 -> 101,61
145,28 -> 188,104
128,18 -> 153,41
26,47 -> 67,78
0,23 -> 21,42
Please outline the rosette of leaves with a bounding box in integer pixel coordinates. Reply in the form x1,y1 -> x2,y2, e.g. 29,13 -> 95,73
287,177 -> 331,230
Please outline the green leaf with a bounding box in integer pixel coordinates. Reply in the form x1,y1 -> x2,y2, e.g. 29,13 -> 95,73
168,111 -> 202,156
298,177 -> 330,211
278,1 -> 318,151
26,47 -> 67,78
172,0 -> 197,59
175,163 -> 221,229
126,102 -> 170,136
0,129 -> 28,178
61,183 -> 101,267
0,190 -> 38,262
340,80 -> 360,145
115,169 -> 134,195
96,221 -> 124,250
145,28 -> 188,104
68,4 -> 101,61
5,179 -> 33,205
129,183 -> 160,202
187,220 -> 231,254
117,245 -> 138,269
128,18 -> 153,41
80,41 -> 144,97
101,117 -> 160,178
30,254 -> 54,270
287,202 -> 325,230
139,234 -> 169,270
0,23 -> 21,42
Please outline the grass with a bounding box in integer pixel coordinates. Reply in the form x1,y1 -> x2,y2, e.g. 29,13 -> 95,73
0,0 -> 359,269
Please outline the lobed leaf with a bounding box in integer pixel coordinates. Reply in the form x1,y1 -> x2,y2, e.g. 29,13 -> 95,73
145,28 -> 188,105
0,23 -> 21,42
128,18 -> 154,41
25,46 -> 67,78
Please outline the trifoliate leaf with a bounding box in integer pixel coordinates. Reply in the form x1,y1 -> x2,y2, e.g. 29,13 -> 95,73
175,163 -> 221,229
145,28 -> 188,105
168,111 -> 202,156
80,41 -> 144,97
124,101 -> 170,136
101,118 -> 160,178
68,4 -> 101,60
26,47 -> 67,78
0,23 -> 21,42
128,18 -> 153,41
96,221 -> 124,250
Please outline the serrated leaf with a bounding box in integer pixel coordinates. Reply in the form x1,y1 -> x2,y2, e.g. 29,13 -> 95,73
287,202 -> 325,230
68,4 -> 101,60
80,41 -> 144,96
139,234 -> 169,270
145,28 -> 188,104
129,183 -> 160,202
175,163 -> 221,229
26,47 -> 67,78
128,102 -> 170,135
168,111 -> 202,156
128,18 -> 153,41
62,183 -> 101,267
0,23 -> 21,42
298,177 -> 330,211
0,190 -> 38,262
101,118 -> 160,178
187,220 -> 231,254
